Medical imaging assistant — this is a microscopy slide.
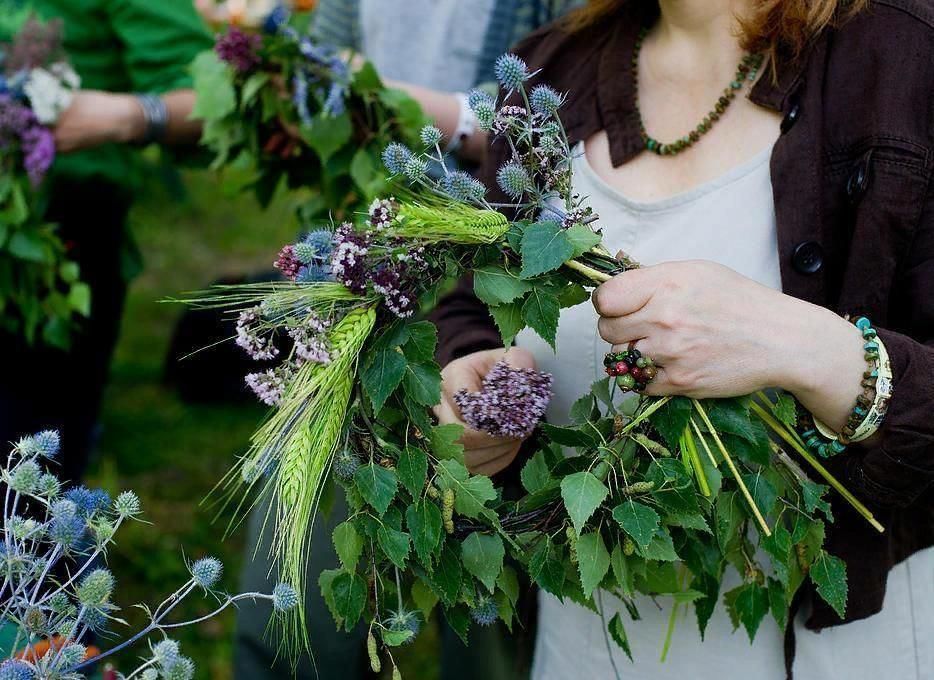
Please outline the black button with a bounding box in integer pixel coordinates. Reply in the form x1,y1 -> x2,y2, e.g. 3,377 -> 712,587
792,241 -> 824,274
780,102 -> 801,134
846,153 -> 872,202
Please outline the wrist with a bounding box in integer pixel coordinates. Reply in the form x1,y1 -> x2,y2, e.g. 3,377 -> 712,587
115,94 -> 147,144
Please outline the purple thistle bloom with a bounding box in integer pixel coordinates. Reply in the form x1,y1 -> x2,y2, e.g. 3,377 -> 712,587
215,28 -> 262,74
454,360 -> 553,439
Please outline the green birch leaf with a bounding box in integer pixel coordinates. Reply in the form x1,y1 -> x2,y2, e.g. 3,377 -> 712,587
497,566 -> 520,605
521,288 -> 560,348
331,571 -> 367,632
354,464 -> 398,515
705,399 -> 762,444
474,265 -> 533,306
768,577 -> 788,630
637,529 -> 679,562
520,451 -> 554,494
461,532 -> 505,593
240,72 -> 269,108
561,472 -> 609,533
529,537 -> 565,598
430,424 -> 465,462
361,349 -> 407,412
404,361 -> 442,406
424,544 -> 463,606
318,568 -> 343,628
406,501 -> 443,566
557,282 -> 590,308
398,447 -> 428,497
801,479 -> 833,521
411,578 -> 439,620
489,302 -> 524,347
435,460 -> 496,519
332,521 -> 363,570
380,627 -> 414,647
774,392 -> 798,428
810,551 -> 848,618
377,527 -> 411,569
443,605 -> 471,646
693,573 -> 721,639
649,397 -> 694,449
540,423 -> 599,448
576,531 -> 611,599
742,471 -> 779,517
565,223 -> 602,257
519,219 -> 574,278
727,582 -> 770,642
612,500 -> 661,549
403,321 -> 438,363
610,544 -> 633,595
608,613 -> 633,661
190,51 -> 236,119
665,512 -> 711,533
303,111 -> 353,164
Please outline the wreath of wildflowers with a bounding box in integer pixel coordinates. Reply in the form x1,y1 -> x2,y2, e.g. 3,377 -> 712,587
189,53 -> 882,675
0,431 -> 297,679
191,15 -> 426,225
0,16 -> 88,349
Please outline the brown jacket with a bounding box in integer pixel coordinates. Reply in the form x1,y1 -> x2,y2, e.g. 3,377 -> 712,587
432,0 -> 934,631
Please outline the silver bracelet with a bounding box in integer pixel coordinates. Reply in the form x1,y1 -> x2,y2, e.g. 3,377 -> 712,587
134,93 -> 168,145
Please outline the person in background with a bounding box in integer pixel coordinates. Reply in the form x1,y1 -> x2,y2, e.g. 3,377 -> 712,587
233,3 -> 581,679
0,0 -> 212,481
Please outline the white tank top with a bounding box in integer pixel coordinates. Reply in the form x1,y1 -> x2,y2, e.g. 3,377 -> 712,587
520,142 -> 934,680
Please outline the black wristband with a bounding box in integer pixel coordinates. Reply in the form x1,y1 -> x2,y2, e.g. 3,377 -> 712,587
134,93 -> 168,145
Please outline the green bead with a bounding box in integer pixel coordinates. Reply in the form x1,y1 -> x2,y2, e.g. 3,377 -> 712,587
617,374 -> 636,390
806,436 -> 822,449
647,139 -> 657,151
731,80 -> 742,89
830,440 -> 847,454
817,443 -> 830,458
636,357 -> 647,368
863,341 -> 879,351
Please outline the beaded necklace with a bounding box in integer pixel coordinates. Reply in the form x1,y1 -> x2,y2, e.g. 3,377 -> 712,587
633,27 -> 764,156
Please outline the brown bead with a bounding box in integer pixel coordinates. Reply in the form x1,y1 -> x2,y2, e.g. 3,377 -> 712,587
644,366 -> 658,380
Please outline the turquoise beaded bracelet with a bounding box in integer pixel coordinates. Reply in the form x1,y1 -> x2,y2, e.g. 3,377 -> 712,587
801,316 -> 881,458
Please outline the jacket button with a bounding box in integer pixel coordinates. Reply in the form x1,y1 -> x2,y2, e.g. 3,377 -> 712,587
846,154 -> 872,202
780,102 -> 801,134
792,241 -> 823,274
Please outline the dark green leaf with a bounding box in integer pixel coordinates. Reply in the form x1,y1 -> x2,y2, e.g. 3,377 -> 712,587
742,472 -> 778,518
520,451 -> 553,494
726,582 -> 769,642
519,219 -> 574,278
565,224 -> 602,257
561,472 -> 609,533
435,460 -> 496,519
810,551 -> 847,618
612,501 -> 661,549
354,464 -> 398,515
425,544 -> 463,606
497,566 -> 520,605
331,571 -> 367,632
774,393 -> 798,428
406,501 -> 443,566
540,423 -> 598,448
649,397 -> 693,449
489,302 -> 524,346
529,537 -> 565,598
332,521 -> 363,570
461,532 -> 505,593
398,447 -> 428,497
608,613 -> 633,661
801,479 -> 833,521
768,577 -> 788,630
443,605 -> 471,645
637,529 -> 679,562
411,577 -> 439,620
361,349 -> 407,413
521,288 -> 560,348
403,322 -> 438,363
404,361 -> 442,406
576,531 -> 611,598
430,424 -> 465,462
377,527 -> 411,569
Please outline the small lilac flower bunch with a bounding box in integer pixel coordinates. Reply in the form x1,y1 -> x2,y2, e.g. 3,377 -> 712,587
453,360 -> 554,439
0,431 -> 298,679
215,27 -> 263,74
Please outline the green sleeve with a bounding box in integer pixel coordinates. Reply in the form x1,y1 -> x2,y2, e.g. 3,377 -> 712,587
310,0 -> 361,51
105,0 -> 213,93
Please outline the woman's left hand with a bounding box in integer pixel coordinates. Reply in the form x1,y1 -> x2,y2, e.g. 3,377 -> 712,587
592,260 -> 865,411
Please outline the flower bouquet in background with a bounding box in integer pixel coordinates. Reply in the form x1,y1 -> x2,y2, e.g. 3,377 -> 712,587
0,17 -> 89,349
188,54 -> 882,673
190,12 -> 426,226
0,430 -> 298,679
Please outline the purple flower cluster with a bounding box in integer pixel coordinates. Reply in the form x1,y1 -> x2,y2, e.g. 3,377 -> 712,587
454,360 -> 553,439
274,244 -> 302,280
0,94 -> 55,185
330,222 -> 370,294
4,17 -> 64,73
288,313 -> 331,364
235,307 -> 279,361
215,28 -> 262,74
245,366 -> 292,406
372,261 -> 417,318
367,198 -> 397,231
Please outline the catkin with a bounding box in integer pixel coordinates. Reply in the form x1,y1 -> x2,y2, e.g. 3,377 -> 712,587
632,433 -> 671,457
623,536 -> 636,556
442,488 -> 455,534
621,481 -> 656,496
566,526 -> 578,564
367,631 -> 381,672
393,667 -> 403,680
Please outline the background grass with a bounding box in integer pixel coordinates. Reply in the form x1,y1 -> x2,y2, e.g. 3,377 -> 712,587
83,163 -> 440,679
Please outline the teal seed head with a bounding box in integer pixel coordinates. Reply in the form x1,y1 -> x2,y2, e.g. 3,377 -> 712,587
190,557 -> 224,589
494,53 -> 530,91
50,499 -> 77,519
9,460 -> 41,494
114,490 -> 142,518
272,583 -> 299,612
419,125 -> 443,147
152,639 -> 181,667
468,89 -> 495,130
141,670 -> 159,680
163,657 -> 195,680
496,162 -> 532,199
469,595 -> 498,626
36,473 -> 60,498
332,449 -> 360,481
60,643 -> 87,667
382,143 -> 413,175
529,84 -> 564,116
403,155 -> 428,183
77,568 -> 115,607
386,609 -> 421,643
441,170 -> 486,203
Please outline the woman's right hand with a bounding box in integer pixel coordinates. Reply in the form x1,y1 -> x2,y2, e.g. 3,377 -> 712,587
434,346 -> 537,476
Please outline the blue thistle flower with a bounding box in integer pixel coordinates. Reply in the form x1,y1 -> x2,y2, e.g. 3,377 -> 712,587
470,596 -> 499,626
295,264 -> 332,283
152,639 -> 181,667
382,143 -> 413,175
530,84 -> 564,116
419,125 -> 443,147
48,514 -> 85,548
295,229 -> 334,264
272,583 -> 299,612
322,81 -> 347,117
0,659 -> 34,680
33,429 -> 60,458
467,89 -> 496,130
496,162 -> 533,199
114,490 -> 142,518
163,657 -> 195,680
441,171 -> 486,203
292,69 -> 313,127
77,568 -> 115,607
494,53 -> 530,91
191,557 -> 223,589
82,607 -> 109,633
65,487 -> 111,518
262,3 -> 290,34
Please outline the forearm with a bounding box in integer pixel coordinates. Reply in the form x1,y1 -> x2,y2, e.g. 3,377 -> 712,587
383,79 -> 488,164
124,90 -> 201,145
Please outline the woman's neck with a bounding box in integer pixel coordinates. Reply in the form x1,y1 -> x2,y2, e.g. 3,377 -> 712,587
649,0 -> 753,79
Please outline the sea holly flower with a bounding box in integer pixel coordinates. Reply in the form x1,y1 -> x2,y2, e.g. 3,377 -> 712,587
467,89 -> 496,130
190,557 -> 223,589
293,229 -> 334,264
441,170 -> 486,203
403,155 -> 428,182
496,161 -> 533,199
469,595 -> 499,626
419,124 -> 443,148
382,142 -> 412,175
494,53 -> 531,91
529,84 -> 564,116
215,28 -> 262,74
272,583 -> 299,612
453,360 -> 553,439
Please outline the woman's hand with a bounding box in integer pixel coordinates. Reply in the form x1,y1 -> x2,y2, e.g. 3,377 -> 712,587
54,91 -> 145,153
434,347 -> 537,476
593,261 -> 865,429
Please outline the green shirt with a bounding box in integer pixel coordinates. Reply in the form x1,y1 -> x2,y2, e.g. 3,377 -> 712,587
9,0 -> 212,190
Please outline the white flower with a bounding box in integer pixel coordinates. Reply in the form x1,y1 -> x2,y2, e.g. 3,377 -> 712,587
24,62 -> 80,125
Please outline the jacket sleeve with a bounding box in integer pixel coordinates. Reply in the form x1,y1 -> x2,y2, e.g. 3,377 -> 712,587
847,183 -> 934,507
